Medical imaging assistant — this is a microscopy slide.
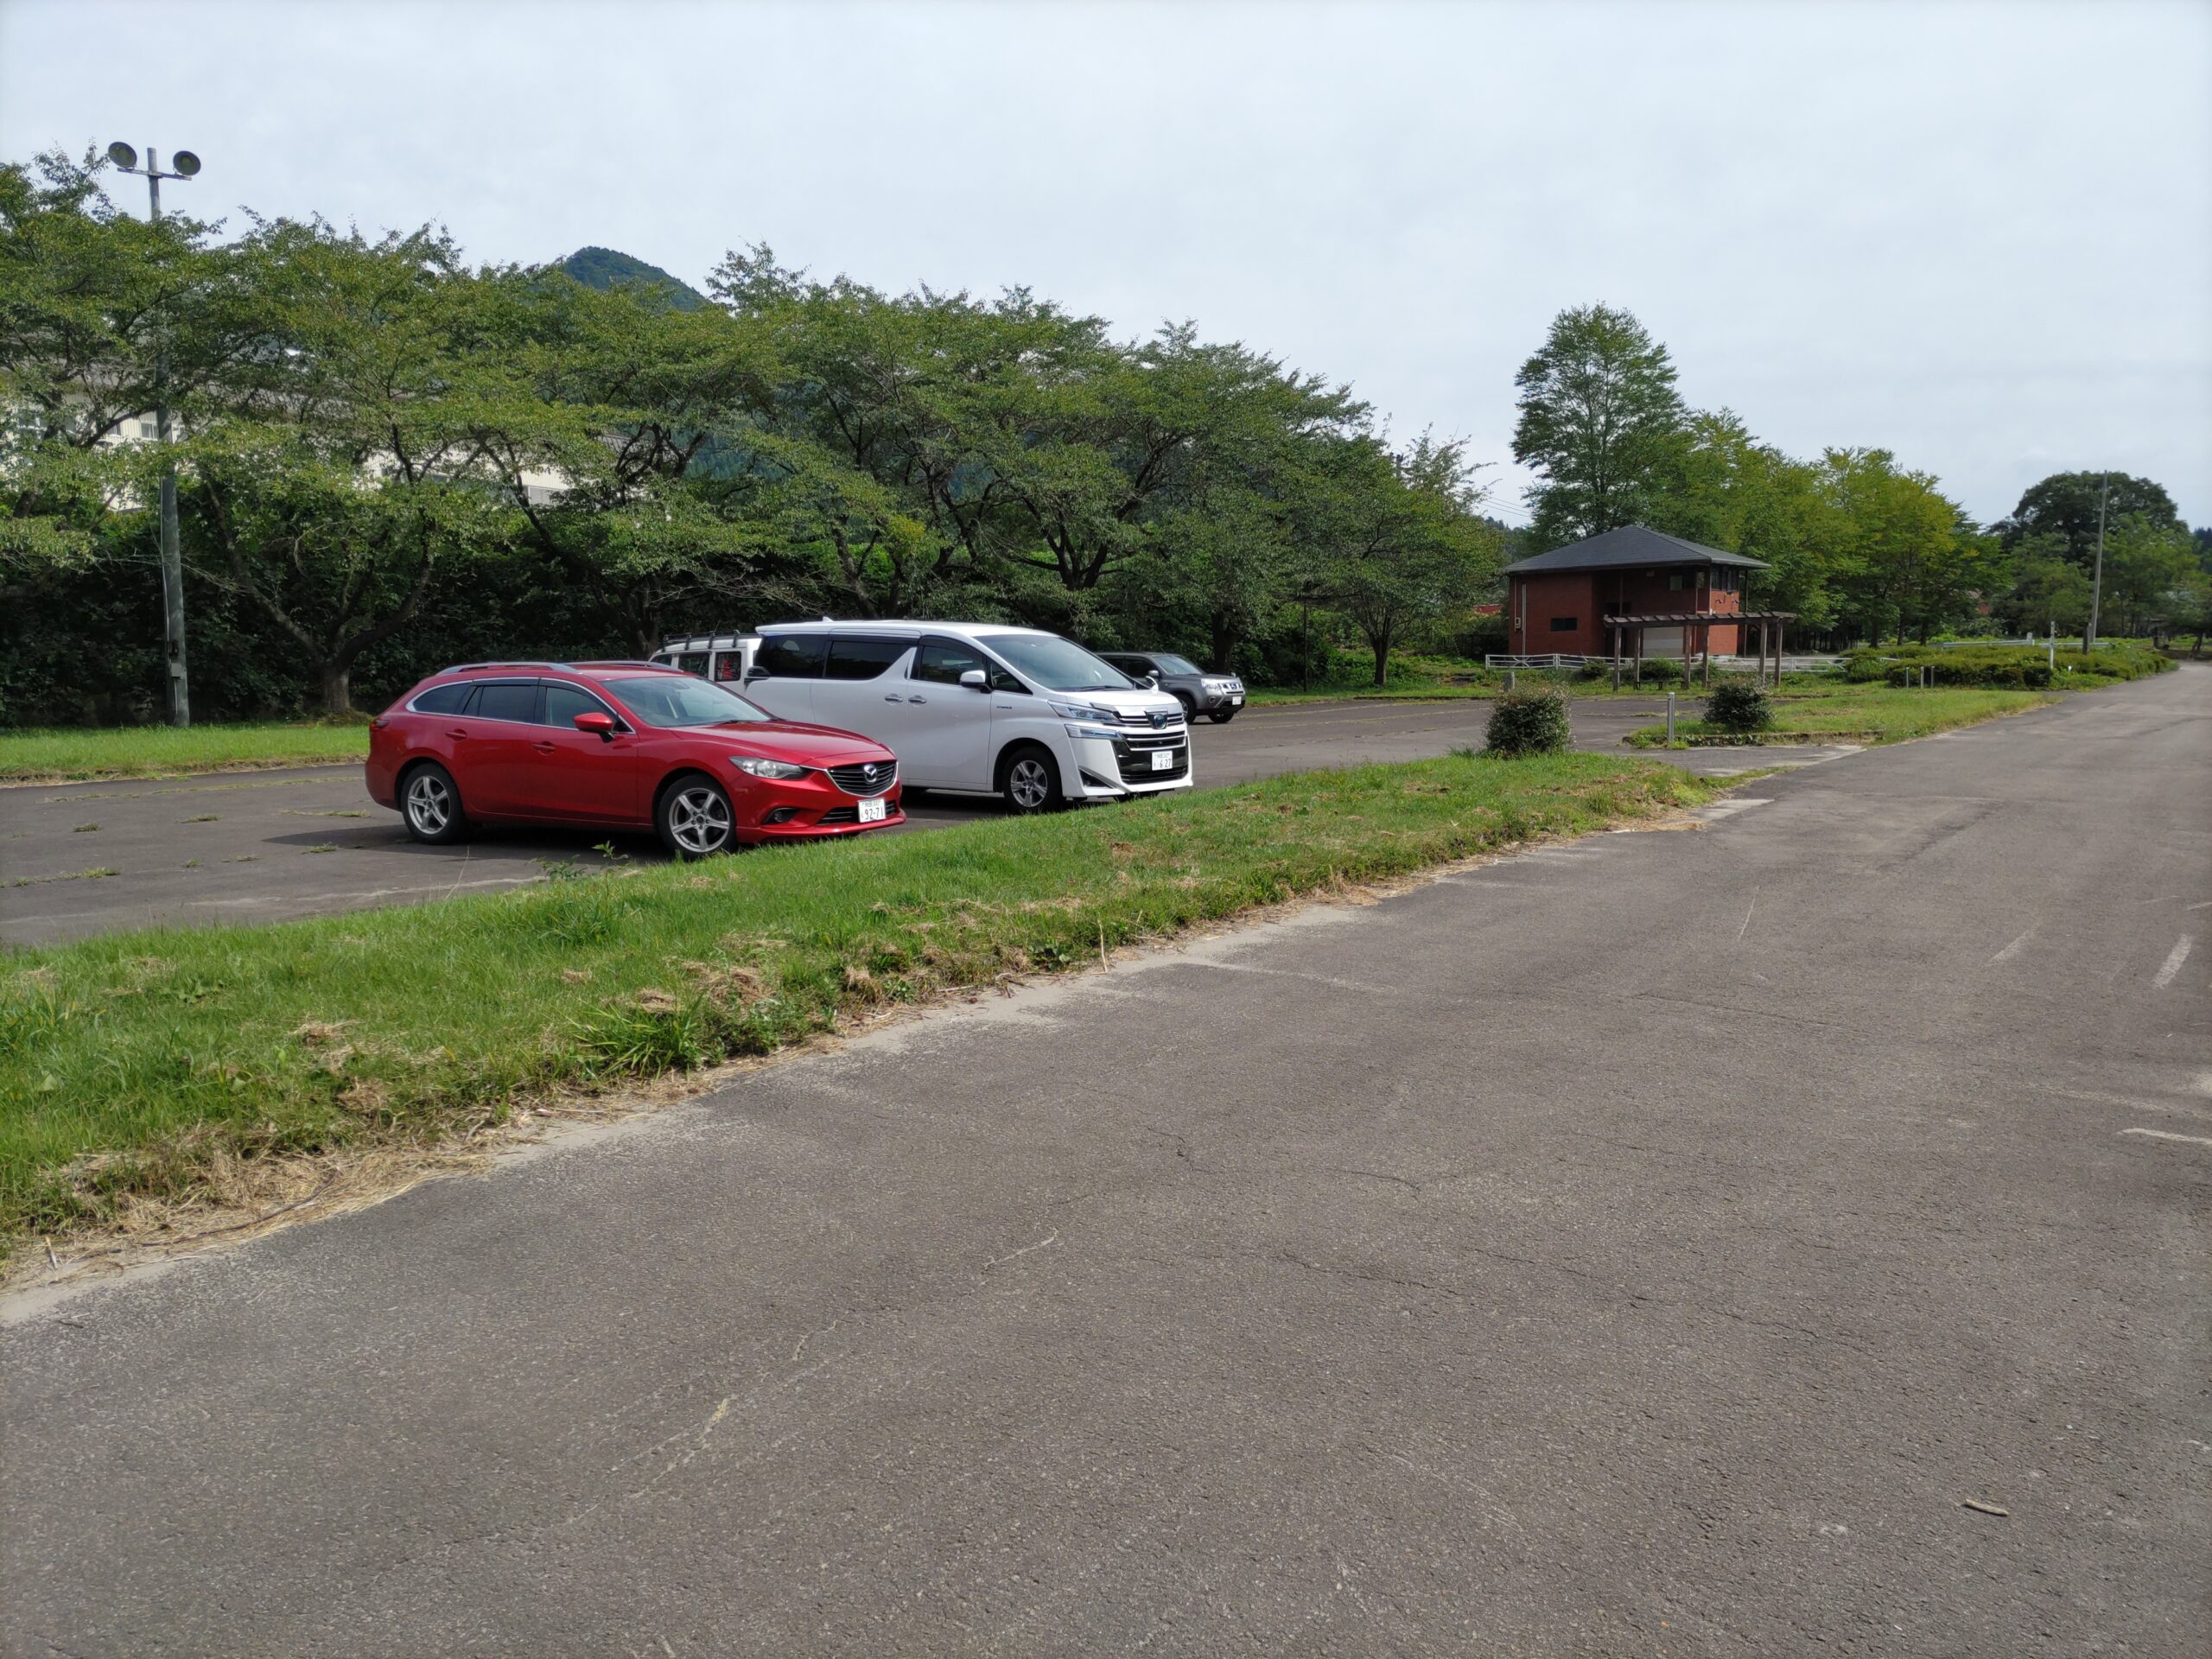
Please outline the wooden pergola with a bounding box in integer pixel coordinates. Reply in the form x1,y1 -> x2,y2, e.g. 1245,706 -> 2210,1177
1602,611 -> 1797,688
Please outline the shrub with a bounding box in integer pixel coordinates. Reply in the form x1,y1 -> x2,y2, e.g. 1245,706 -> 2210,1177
1485,689 -> 1571,757
1705,677 -> 1774,733
1635,657 -> 1684,684
1848,642 -> 2169,690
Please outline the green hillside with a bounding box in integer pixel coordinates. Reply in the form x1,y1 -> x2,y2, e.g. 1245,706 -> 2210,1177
554,245 -> 708,310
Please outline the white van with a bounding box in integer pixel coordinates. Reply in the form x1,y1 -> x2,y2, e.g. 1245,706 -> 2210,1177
741,621 -> 1192,812
652,632 -> 758,687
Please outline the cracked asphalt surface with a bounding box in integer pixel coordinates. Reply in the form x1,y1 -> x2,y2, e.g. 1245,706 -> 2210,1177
1,696 -> 1833,947
3,668 -> 2206,1656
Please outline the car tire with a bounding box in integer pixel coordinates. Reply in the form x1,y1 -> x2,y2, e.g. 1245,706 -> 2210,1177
998,743 -> 1061,816
1173,691 -> 1198,720
657,772 -> 737,859
399,761 -> 468,845
1207,709 -> 1236,724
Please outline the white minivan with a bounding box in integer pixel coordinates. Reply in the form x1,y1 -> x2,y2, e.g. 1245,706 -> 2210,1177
740,621 -> 1193,812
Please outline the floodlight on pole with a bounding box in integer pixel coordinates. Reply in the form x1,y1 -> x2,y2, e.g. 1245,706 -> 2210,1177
106,141 -> 200,727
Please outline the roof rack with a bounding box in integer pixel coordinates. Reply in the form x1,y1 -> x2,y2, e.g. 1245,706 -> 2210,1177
568,659 -> 666,670
655,632 -> 755,651
436,661 -> 572,674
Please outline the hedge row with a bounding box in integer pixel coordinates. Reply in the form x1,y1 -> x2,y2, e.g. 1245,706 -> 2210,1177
1841,643 -> 2172,690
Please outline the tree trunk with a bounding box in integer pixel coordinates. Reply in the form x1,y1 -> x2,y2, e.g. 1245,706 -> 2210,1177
320,661 -> 352,715
1209,614 -> 1238,674
1370,633 -> 1390,687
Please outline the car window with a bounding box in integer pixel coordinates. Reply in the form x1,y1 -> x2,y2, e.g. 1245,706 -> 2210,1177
542,682 -> 613,728
711,652 -> 746,682
1153,654 -> 1202,676
605,675 -> 772,728
825,636 -> 911,681
977,633 -> 1135,692
912,641 -> 989,685
755,634 -> 827,679
409,682 -> 471,715
468,681 -> 539,724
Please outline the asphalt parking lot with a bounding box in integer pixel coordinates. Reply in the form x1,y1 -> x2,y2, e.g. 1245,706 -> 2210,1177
1,698 -> 1845,946
4,669 -> 2202,1655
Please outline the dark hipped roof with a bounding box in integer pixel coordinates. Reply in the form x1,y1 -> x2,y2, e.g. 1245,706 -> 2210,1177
1504,524 -> 1769,575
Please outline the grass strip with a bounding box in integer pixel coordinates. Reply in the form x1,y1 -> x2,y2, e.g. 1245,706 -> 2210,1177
0,722 -> 372,785
1624,685 -> 2056,747
0,750 -> 1713,1257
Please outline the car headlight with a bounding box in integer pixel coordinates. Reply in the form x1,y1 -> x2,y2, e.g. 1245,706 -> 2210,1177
1065,723 -> 1122,741
1048,699 -> 1117,722
728,754 -> 808,780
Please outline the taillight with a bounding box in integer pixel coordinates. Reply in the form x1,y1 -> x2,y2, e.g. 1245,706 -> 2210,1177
370,716 -> 387,730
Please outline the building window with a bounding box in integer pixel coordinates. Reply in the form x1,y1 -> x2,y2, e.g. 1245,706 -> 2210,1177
1549,616 -> 1577,632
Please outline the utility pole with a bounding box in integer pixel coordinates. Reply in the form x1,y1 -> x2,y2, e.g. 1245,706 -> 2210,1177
2084,471 -> 2108,655
105,141 -> 200,727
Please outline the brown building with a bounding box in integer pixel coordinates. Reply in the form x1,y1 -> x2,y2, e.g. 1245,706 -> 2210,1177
1504,525 -> 1769,660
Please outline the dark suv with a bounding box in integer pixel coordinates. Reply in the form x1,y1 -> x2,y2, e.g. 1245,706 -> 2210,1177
1098,652 -> 1244,723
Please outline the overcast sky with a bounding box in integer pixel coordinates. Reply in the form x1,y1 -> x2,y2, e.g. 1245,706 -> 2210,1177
5,0 -> 2208,526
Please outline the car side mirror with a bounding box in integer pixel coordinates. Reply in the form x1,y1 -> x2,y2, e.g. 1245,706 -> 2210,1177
744,666 -> 768,682
958,669 -> 988,691
573,711 -> 617,741
1143,673 -> 1160,690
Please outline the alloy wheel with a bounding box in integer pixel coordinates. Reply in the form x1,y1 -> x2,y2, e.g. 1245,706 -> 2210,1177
668,785 -> 732,855
406,773 -> 450,836
1008,756 -> 1052,810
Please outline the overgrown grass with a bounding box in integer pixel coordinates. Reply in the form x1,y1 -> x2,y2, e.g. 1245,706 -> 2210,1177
0,751 -> 1714,1255
1624,683 -> 2055,747
0,721 -> 372,784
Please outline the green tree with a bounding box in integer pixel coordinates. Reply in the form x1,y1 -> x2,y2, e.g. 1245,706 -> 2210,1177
176,219 -> 520,712
1815,448 -> 1976,645
1997,533 -> 2092,636
1319,433 -> 1497,685
1998,471 -> 2183,569
1511,303 -> 1687,549
2098,512 -> 2202,638
1645,410 -> 1836,634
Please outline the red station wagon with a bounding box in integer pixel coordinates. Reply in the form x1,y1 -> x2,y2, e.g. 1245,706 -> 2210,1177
366,661 -> 904,857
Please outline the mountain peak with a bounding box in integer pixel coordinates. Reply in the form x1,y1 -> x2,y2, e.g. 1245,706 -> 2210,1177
554,247 -> 708,311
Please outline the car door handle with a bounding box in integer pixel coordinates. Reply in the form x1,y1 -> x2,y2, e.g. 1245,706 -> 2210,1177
533,741 -> 556,753
908,696 -> 926,705
883,694 -> 904,702
445,728 -> 468,740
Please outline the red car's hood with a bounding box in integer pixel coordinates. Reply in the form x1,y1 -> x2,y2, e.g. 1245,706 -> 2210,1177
695,721 -> 896,767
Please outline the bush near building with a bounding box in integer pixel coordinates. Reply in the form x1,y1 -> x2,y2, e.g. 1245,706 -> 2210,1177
1485,689 -> 1572,756
1705,677 -> 1774,733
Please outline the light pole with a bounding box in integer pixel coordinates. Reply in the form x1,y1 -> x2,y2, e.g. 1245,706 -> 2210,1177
2084,471 -> 2109,655
105,140 -> 200,727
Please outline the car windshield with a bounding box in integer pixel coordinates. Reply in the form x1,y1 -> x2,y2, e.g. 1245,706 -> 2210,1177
981,633 -> 1135,693
1152,654 -> 1203,676
607,676 -> 772,728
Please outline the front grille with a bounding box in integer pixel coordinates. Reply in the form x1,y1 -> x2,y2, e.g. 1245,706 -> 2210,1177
825,760 -> 898,798
1118,708 -> 1185,731
1115,736 -> 1188,784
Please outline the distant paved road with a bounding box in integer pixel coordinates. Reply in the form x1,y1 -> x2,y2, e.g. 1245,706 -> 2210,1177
3,668 -> 2202,1655
2,698 -> 1830,946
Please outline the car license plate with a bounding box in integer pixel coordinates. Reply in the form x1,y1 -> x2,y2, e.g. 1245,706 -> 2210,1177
858,797 -> 887,823
1230,695 -> 1243,706
1151,749 -> 1174,772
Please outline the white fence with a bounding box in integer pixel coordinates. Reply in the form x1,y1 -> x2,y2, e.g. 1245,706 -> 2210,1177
1485,653 -> 1841,672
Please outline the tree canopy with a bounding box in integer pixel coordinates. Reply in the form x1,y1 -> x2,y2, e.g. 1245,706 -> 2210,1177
3,149 -> 2196,724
